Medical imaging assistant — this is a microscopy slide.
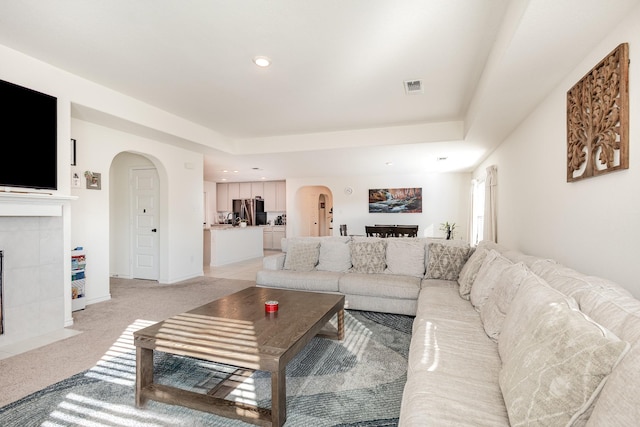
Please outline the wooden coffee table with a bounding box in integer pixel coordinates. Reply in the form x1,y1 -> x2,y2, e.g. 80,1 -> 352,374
134,287 -> 345,427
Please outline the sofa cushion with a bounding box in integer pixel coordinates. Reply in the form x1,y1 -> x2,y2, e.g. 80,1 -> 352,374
349,240 -> 386,273
281,236 -> 350,252
498,273 -> 578,362
424,242 -> 470,281
256,269 -> 341,292
424,238 -> 470,273
499,300 -> 629,427
316,239 -> 352,273
479,261 -> 528,341
284,241 -> 320,271
470,250 -> 512,311
339,272 -> 420,300
384,239 -> 425,278
400,284 -> 509,426
457,247 -> 489,300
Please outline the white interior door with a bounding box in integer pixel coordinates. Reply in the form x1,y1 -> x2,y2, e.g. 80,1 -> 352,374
131,168 -> 159,280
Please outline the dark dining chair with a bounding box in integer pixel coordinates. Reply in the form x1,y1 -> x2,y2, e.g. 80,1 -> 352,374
394,225 -> 419,237
365,226 -> 395,238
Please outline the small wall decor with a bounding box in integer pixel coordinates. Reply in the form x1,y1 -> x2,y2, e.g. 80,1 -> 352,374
368,187 -> 422,213
567,43 -> 629,182
70,139 -> 77,166
84,171 -> 101,190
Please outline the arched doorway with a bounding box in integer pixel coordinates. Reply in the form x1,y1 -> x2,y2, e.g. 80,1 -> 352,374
110,151 -> 164,281
295,185 -> 333,237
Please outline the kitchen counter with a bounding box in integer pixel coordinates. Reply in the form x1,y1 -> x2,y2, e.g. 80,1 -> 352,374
204,226 -> 264,267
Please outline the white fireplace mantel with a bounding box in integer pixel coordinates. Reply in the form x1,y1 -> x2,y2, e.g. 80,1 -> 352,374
0,191 -> 77,216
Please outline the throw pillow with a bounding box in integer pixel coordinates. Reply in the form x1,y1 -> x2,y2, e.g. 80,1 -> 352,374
469,250 -> 513,311
384,240 -> 425,278
479,261 -> 529,341
424,242 -> 470,281
316,240 -> 352,272
283,241 -> 320,272
349,240 -> 386,274
498,273 -> 579,362
499,301 -> 630,427
457,247 -> 488,300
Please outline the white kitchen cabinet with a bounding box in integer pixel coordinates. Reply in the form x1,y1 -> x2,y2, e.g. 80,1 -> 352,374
276,181 -> 286,211
221,180 -> 284,212
227,183 -> 240,208
251,182 -> 264,198
264,181 -> 286,212
263,227 -> 272,249
239,182 -> 252,199
264,182 -> 277,211
216,183 -> 229,212
272,226 -> 286,250
262,226 -> 286,250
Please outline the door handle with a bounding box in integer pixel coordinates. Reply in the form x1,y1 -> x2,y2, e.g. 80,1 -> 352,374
151,228 -> 157,232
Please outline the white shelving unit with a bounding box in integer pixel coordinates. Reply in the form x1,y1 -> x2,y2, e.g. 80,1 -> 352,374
71,249 -> 86,311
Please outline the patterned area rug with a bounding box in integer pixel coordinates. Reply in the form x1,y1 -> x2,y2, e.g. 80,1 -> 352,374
0,310 -> 413,427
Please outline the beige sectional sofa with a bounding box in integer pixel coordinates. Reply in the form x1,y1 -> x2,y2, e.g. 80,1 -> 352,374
257,236 -> 470,315
257,236 -> 640,425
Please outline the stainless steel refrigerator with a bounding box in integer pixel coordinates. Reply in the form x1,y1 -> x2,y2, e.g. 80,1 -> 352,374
232,198 -> 266,226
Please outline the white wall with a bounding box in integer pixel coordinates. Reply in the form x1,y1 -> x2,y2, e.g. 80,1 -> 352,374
287,172 -> 471,240
204,180 -> 218,226
71,119 -> 205,304
474,4 -> 640,297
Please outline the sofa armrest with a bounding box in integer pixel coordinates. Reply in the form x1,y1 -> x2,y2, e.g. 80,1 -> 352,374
263,253 -> 286,270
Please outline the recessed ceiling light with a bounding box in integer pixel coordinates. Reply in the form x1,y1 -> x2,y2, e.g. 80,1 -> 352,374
233,170 -> 239,173
221,178 -> 227,181
385,162 -> 394,166
437,156 -> 448,161
253,56 -> 271,67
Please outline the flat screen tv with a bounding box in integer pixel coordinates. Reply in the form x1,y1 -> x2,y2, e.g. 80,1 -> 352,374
0,79 -> 57,190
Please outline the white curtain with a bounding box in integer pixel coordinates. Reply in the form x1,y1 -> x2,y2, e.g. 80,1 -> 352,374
467,179 -> 476,244
483,165 -> 498,243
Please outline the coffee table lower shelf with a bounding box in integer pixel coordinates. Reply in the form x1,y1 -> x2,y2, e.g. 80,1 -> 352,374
138,382 -> 273,426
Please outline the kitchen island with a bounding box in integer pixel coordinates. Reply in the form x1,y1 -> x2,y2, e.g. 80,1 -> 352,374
204,225 -> 264,267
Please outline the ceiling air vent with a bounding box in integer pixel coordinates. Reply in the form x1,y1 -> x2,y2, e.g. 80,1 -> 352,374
404,79 -> 424,95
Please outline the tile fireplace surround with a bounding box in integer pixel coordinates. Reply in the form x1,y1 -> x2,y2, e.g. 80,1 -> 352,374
0,192 -> 74,348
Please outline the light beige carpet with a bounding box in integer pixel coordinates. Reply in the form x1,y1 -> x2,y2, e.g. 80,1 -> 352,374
0,276 -> 254,408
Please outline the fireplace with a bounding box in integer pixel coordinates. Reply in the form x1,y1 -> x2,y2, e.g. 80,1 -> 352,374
0,250 -> 3,336
0,192 -> 73,347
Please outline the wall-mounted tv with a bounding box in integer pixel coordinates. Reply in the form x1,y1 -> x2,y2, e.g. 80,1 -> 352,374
0,79 -> 57,190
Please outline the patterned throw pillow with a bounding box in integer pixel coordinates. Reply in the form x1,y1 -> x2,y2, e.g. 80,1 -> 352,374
457,247 -> 488,300
479,262 -> 529,341
499,301 -> 630,426
349,240 -> 386,273
425,242 -> 471,281
283,241 -> 320,271
469,250 -> 513,311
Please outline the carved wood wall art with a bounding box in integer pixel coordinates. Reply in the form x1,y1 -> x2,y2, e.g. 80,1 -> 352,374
567,43 -> 629,182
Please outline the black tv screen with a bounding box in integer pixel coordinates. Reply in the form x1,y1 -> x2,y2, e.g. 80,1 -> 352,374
0,79 -> 57,190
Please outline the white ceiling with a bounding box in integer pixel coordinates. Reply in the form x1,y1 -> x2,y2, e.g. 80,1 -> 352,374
0,0 -> 638,182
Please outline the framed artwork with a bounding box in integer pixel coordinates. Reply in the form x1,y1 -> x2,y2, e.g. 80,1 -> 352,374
85,172 -> 101,190
567,43 -> 629,182
369,187 -> 422,213
70,139 -> 77,166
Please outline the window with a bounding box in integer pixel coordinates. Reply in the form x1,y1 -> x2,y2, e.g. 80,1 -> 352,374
471,179 -> 485,245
